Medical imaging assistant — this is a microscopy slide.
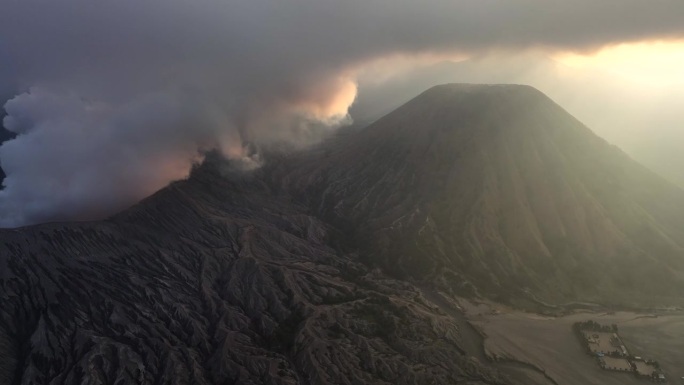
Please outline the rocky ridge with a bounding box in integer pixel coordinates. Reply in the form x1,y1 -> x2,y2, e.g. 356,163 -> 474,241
0,163 -> 506,384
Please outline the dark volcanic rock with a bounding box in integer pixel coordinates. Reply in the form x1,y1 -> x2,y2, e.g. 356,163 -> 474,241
0,164 -> 505,384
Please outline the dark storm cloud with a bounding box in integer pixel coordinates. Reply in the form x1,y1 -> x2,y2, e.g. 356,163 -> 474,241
1,0 -> 683,226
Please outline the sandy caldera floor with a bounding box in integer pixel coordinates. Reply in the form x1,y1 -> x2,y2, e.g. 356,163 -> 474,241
460,299 -> 684,385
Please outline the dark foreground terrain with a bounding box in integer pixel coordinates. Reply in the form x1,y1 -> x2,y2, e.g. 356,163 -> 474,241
0,165 -> 512,384
2,84 -> 684,384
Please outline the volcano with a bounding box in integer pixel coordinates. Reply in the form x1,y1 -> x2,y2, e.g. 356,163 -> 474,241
275,84 -> 684,305
2,84 -> 684,384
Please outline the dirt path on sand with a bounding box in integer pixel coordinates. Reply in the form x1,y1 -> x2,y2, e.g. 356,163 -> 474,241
421,289 -> 558,385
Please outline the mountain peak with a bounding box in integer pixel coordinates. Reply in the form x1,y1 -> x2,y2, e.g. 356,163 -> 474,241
415,83 -> 548,105
367,82 -> 567,138
279,83 -> 684,305
424,82 -> 540,93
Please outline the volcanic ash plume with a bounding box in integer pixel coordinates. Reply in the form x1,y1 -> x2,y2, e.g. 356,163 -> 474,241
1,0 -> 683,226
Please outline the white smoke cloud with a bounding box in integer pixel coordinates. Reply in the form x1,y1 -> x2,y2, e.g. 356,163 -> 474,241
1,0 -> 683,227
1,88 -> 214,224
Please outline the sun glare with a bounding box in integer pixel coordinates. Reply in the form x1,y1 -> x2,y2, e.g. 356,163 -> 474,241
554,40 -> 684,87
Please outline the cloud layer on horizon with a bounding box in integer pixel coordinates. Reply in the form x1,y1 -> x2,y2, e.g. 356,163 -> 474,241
1,0 -> 683,226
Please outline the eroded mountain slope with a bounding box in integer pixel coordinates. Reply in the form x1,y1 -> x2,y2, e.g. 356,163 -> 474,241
0,164 -> 505,384
273,84 -> 684,305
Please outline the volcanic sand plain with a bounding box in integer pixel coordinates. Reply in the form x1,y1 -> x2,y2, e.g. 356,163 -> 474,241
458,299 -> 684,385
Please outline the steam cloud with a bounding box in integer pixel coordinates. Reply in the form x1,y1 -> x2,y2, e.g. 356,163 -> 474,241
1,0 -> 683,227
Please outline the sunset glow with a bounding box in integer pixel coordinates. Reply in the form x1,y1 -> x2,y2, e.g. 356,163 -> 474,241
555,40 -> 684,87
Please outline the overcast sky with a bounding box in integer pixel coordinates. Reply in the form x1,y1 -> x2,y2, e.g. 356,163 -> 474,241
1,0 -> 683,227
